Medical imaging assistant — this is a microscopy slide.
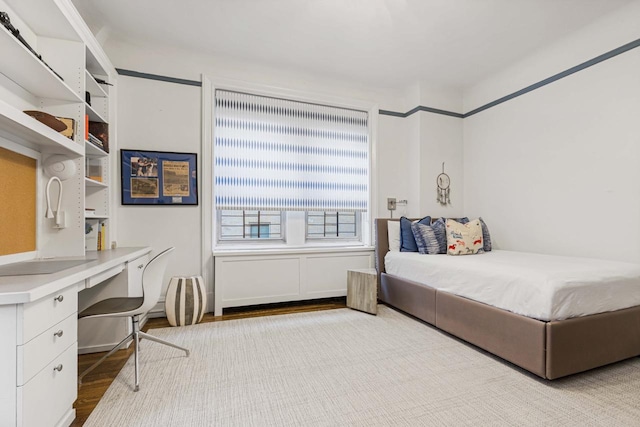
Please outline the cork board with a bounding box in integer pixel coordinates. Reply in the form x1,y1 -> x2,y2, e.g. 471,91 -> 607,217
0,147 -> 37,256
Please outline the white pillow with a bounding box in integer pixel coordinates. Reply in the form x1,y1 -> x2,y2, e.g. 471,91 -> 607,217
446,218 -> 483,255
388,221 -> 400,251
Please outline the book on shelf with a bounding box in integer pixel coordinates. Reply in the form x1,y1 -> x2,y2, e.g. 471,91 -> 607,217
88,133 -> 104,149
96,222 -> 106,251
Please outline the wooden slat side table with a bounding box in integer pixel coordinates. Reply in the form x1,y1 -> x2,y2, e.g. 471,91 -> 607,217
347,268 -> 378,315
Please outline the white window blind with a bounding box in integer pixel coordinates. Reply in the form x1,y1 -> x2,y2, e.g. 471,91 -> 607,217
214,90 -> 369,211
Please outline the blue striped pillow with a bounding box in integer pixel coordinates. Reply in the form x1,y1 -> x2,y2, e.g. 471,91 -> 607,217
412,218 -> 447,254
400,216 -> 431,252
479,217 -> 492,252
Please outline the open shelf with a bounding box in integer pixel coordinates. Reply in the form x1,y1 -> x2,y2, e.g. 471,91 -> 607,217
84,213 -> 109,220
85,70 -> 109,98
85,140 -> 108,157
85,102 -> 107,123
0,99 -> 83,156
84,177 -> 108,188
0,26 -> 83,103
5,0 -> 82,41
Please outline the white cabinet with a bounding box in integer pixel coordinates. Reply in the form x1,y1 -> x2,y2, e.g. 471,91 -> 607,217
0,282 -> 80,427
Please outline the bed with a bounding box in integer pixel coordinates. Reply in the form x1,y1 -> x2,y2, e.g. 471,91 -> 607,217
375,218 -> 640,379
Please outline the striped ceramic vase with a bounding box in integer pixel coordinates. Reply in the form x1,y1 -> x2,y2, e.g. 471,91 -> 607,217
165,276 -> 207,326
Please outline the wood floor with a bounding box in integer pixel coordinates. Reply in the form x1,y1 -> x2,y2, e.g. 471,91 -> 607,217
71,297 -> 346,426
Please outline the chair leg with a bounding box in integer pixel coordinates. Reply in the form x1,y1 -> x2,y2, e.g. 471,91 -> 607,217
133,330 -> 140,392
138,330 -> 190,357
78,332 -> 134,384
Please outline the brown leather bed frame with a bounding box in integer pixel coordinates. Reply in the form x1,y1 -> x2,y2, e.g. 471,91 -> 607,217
375,218 -> 640,379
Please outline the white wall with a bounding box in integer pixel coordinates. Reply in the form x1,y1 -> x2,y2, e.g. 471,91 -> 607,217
420,112 -> 464,218
115,75 -> 202,306
463,2 -> 640,262
104,40 -> 464,311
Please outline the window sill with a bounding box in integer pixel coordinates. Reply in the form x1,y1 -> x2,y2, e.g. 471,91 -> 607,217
213,245 -> 374,257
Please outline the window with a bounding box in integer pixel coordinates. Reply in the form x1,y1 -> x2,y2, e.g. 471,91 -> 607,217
307,211 -> 359,239
218,210 -> 283,241
214,89 -> 370,246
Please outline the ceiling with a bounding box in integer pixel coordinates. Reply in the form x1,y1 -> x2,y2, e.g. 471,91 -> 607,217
71,0 -> 634,90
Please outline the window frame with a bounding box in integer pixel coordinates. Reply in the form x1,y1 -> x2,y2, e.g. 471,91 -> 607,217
205,77 -> 377,252
216,210 -> 286,243
305,211 -> 361,242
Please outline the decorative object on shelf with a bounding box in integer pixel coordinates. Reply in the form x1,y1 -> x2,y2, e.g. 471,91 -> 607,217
121,149 -> 198,205
0,11 -> 64,81
43,154 -> 77,180
436,162 -> 451,206
92,75 -> 113,86
23,110 -> 67,132
56,117 -> 75,140
165,276 -> 207,326
96,221 -> 106,251
86,157 -> 103,182
88,121 -> 109,152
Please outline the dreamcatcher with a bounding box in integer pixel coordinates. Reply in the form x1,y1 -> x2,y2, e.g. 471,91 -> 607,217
436,162 -> 450,205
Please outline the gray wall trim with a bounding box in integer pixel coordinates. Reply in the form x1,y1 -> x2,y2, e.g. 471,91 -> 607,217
378,109 -> 407,118
116,68 -> 202,87
117,37 -> 640,117
380,37 -> 640,119
379,106 -> 463,118
463,37 -> 640,117
413,106 -> 464,118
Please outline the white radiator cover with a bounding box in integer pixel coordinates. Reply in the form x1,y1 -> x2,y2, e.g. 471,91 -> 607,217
213,248 -> 374,315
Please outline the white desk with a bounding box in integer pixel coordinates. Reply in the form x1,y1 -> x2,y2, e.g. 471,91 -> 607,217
0,247 -> 151,427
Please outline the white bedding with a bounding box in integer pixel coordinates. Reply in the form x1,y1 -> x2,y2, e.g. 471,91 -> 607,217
384,250 -> 640,321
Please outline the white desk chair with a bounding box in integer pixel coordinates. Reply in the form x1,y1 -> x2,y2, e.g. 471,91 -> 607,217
78,247 -> 189,391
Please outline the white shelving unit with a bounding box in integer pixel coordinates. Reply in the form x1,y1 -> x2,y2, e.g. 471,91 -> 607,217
83,45 -> 113,253
0,0 -> 117,256
0,26 -> 83,102
0,2 -> 118,425
0,98 -> 83,155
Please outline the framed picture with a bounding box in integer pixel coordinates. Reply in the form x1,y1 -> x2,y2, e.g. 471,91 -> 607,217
121,149 -> 198,205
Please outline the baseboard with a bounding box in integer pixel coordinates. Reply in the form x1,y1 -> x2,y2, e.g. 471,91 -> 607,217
56,407 -> 75,427
78,339 -> 132,354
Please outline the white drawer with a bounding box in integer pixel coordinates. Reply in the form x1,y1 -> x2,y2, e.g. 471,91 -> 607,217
17,313 -> 78,386
20,284 -> 78,344
18,342 -> 77,427
86,263 -> 125,289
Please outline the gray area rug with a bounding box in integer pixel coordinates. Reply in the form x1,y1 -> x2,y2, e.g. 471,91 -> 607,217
85,306 -> 640,426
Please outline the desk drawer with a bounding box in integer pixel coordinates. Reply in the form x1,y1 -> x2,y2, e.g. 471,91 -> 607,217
20,284 -> 78,344
18,342 -> 77,427
17,312 -> 77,386
86,264 -> 125,289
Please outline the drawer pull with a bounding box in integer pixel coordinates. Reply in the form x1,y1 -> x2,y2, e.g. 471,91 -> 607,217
54,295 -> 64,303
54,330 -> 64,338
53,364 -> 63,372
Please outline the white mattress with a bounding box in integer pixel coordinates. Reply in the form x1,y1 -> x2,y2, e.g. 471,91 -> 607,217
384,250 -> 640,321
